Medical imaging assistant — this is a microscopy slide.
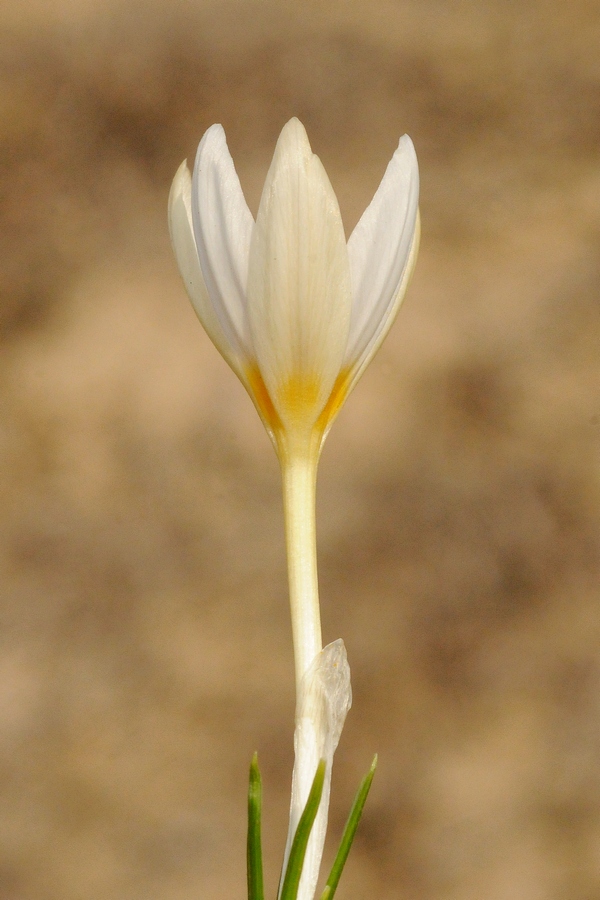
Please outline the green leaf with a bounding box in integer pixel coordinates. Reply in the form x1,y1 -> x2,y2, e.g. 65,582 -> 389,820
247,753 -> 264,900
279,759 -> 326,900
319,755 -> 377,900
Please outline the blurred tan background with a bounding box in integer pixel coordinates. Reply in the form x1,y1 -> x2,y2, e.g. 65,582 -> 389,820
1,0 -> 600,898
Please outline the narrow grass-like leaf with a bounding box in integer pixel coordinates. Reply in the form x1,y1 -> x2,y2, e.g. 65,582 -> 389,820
279,759 -> 326,900
247,753 -> 264,900
319,755 -> 377,900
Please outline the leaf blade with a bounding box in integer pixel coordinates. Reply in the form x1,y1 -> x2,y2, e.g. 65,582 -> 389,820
279,760 -> 326,900
319,755 -> 377,900
247,753 -> 264,900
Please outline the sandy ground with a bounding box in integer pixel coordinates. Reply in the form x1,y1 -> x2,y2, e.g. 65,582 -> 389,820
1,1 -> 600,898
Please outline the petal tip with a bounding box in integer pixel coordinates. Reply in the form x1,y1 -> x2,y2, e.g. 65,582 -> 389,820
276,116 -> 312,160
281,115 -> 307,135
195,123 -> 229,172
170,158 -> 191,194
168,159 -> 192,242
395,134 -> 419,179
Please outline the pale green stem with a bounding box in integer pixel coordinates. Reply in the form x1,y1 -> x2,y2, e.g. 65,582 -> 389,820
281,451 -> 323,689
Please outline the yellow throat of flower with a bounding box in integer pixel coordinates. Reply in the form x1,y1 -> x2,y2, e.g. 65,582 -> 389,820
246,364 -> 351,457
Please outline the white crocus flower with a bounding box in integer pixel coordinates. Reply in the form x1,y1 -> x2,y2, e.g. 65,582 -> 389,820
169,118 -> 419,900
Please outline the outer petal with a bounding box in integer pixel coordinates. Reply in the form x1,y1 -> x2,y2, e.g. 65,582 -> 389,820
247,118 -> 352,436
345,134 -> 420,387
168,161 -> 245,379
191,124 -> 255,362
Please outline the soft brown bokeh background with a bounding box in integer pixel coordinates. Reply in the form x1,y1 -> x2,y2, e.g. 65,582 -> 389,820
2,1 -> 600,898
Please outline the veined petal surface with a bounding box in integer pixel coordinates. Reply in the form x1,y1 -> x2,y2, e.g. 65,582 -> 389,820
191,124 -> 254,362
169,161 -> 245,379
247,119 -> 352,436
345,134 -> 419,384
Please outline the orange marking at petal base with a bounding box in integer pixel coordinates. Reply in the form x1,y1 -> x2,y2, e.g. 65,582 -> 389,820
315,369 -> 351,436
277,374 -> 322,427
246,364 -> 282,433
246,363 -> 351,443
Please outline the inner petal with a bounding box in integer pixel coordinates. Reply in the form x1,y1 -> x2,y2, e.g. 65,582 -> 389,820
247,118 -> 352,437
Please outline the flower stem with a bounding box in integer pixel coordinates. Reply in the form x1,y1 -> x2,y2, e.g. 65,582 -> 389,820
279,446 -> 352,900
281,450 -> 323,689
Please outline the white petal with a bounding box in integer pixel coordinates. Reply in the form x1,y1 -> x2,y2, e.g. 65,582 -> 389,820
168,161 -> 245,378
345,134 -> 420,384
191,124 -> 255,362
247,119 -> 352,432
280,639 -> 352,900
